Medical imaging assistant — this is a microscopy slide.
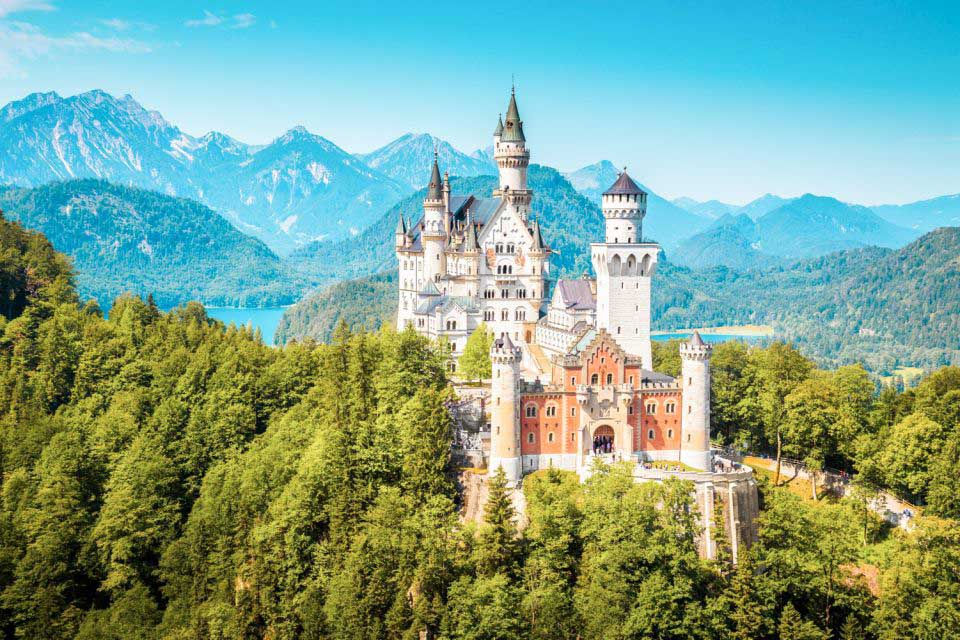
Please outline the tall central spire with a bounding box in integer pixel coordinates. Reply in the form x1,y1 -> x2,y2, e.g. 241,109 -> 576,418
501,87 -> 525,143
426,151 -> 443,201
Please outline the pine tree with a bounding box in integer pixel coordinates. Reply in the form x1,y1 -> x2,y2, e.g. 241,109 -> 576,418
474,467 -> 519,577
458,323 -> 492,382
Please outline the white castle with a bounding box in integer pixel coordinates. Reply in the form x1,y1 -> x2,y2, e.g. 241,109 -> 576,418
395,90 -> 758,559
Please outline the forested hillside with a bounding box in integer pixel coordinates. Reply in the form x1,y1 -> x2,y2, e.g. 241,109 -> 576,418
3,217 -> 960,639
280,228 -> 960,371
0,180 -> 305,308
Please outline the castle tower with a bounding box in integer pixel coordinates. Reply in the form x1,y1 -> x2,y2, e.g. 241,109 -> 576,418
494,88 -> 532,218
679,331 -> 712,471
422,153 -> 447,286
591,169 -> 659,368
489,334 -> 522,485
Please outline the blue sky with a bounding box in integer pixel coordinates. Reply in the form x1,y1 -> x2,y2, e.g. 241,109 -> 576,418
0,0 -> 957,204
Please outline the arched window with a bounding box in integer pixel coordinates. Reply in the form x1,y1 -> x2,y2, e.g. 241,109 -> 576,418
527,432 -> 535,443
507,243 -> 515,253
645,401 -> 657,414
666,402 -> 676,413
545,405 -> 557,417
484,288 -> 495,299
515,309 -> 526,321
501,309 -> 509,321
648,429 -> 655,440
501,289 -> 509,298
547,432 -> 555,443
484,309 -> 495,321
496,243 -> 504,253
590,373 -> 599,385
525,405 -> 537,417
606,373 -> 613,385
667,429 -> 674,439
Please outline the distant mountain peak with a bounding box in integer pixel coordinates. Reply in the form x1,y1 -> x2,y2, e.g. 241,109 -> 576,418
357,133 -> 496,189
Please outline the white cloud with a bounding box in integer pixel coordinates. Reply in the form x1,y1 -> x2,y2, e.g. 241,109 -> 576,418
185,10 -> 256,29
185,10 -> 222,28
100,17 -> 156,32
0,0 -> 53,18
232,13 -> 255,29
0,20 -> 152,78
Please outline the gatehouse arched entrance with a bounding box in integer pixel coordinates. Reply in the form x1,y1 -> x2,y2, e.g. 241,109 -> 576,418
592,425 -> 615,455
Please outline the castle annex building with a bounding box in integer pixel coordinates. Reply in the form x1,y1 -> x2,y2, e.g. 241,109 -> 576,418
397,90 -> 758,558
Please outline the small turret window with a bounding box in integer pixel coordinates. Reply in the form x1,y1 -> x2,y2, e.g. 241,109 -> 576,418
648,429 -> 655,440
667,429 -> 674,439
527,433 -> 535,444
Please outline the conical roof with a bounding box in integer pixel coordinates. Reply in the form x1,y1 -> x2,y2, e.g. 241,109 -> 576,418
688,330 -> 706,347
426,154 -> 443,200
530,219 -> 546,251
603,169 -> 646,196
500,89 -> 525,143
493,114 -> 503,137
499,332 -> 515,351
464,213 -> 481,251
395,211 -> 407,235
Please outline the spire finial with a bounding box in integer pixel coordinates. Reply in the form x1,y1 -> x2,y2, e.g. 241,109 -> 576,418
511,74 -> 515,94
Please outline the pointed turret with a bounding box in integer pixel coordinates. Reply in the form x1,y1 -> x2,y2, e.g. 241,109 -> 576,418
464,211 -> 481,252
493,114 -> 504,137
501,88 -> 525,143
426,153 -> 443,201
530,218 -> 546,251
395,211 -> 407,235
603,169 -> 645,197
688,330 -> 706,347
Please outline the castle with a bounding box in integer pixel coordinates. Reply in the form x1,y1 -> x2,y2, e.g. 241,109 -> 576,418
396,90 -> 758,558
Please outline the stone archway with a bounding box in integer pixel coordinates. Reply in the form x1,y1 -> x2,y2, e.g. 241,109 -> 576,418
592,425 -> 615,454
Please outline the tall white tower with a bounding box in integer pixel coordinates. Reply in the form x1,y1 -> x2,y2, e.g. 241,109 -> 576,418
591,170 -> 659,369
421,154 -> 447,286
489,334 -> 522,485
679,331 -> 713,471
493,88 -> 532,220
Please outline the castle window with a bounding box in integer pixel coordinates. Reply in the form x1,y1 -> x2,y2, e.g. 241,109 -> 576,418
629,375 -> 634,384
688,405 -> 692,414
515,309 -> 526,321
570,377 -> 576,386
484,289 -> 495,299
501,289 -> 509,298
527,433 -> 535,444
688,434 -> 692,442
628,405 -> 634,415
606,373 -> 613,385
484,309 -> 495,321
688,377 -> 692,386
645,401 -> 657,414
666,402 -> 676,413
546,405 -> 557,417
591,374 -> 599,385
507,243 -> 515,253
501,309 -> 509,321
525,405 -> 537,417
648,429 -> 655,440
667,429 -> 674,439
547,432 -> 555,443
571,407 -> 576,416
496,243 -> 504,253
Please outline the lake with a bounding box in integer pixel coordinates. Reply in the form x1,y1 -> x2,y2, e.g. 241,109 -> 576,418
205,307 -> 287,345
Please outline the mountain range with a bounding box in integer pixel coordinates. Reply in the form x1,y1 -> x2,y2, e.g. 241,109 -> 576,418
670,194 -> 922,269
0,90 -> 410,253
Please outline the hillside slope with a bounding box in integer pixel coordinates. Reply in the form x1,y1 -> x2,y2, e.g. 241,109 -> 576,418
281,228 -> 960,371
0,180 -> 304,308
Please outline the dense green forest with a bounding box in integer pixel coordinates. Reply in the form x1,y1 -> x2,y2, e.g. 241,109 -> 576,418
0,181 -> 305,308
279,228 -> 960,372
2,203 -> 960,639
